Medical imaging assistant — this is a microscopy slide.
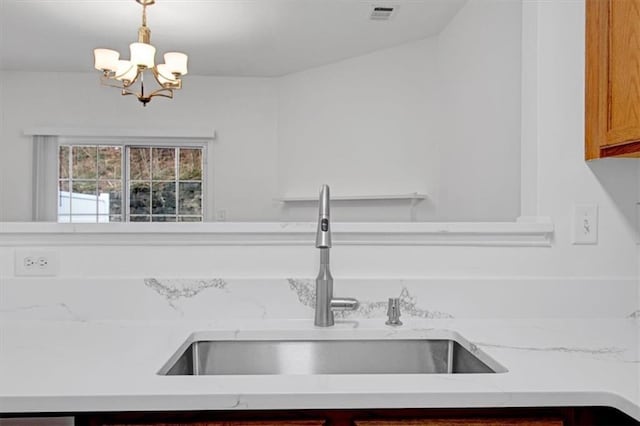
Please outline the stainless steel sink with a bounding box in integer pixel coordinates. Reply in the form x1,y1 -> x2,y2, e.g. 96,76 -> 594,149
160,335 -> 506,376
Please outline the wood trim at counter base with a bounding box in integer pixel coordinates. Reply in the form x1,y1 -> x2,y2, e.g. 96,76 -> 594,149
356,420 -> 561,426
65,407 -> 640,426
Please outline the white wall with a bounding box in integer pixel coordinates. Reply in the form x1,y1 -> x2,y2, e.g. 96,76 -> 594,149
0,68 -> 8,220
277,37 -> 441,221
0,72 -> 281,222
437,0 -> 522,221
277,0 -> 522,222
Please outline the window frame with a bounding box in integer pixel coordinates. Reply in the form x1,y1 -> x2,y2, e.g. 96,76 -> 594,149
33,134 -> 213,222
57,144 -> 125,223
123,144 -> 206,223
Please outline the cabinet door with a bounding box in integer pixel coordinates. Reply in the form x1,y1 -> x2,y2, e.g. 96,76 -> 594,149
586,0 -> 640,159
107,422 -> 325,426
355,419 -> 563,426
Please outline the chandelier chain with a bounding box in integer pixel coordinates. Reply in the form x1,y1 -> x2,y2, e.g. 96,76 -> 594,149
142,4 -> 147,27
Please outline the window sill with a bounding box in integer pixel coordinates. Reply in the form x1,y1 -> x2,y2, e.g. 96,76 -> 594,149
0,218 -> 553,247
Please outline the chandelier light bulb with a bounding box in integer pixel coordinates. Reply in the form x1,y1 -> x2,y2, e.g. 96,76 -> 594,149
164,52 -> 188,76
94,48 -> 120,72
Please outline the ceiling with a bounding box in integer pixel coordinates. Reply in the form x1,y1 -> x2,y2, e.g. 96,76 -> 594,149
0,0 -> 466,77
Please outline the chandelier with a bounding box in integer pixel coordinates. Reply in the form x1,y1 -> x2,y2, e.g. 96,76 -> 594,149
93,0 -> 188,107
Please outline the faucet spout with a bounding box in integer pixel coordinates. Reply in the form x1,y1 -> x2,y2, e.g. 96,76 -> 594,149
315,184 -> 331,249
314,184 -> 358,327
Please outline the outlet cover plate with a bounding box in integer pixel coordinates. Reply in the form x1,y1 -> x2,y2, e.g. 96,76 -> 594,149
14,249 -> 59,276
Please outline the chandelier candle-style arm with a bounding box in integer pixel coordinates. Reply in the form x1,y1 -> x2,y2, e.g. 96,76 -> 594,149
92,0 -> 188,106
122,86 -> 174,105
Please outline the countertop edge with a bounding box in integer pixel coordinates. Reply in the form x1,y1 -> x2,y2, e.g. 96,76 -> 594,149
1,390 -> 639,420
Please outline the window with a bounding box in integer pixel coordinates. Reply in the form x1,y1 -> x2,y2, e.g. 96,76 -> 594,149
57,144 -> 204,223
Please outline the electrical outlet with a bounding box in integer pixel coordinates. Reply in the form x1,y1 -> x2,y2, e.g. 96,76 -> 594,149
216,209 -> 227,221
573,204 -> 598,245
14,250 -> 59,276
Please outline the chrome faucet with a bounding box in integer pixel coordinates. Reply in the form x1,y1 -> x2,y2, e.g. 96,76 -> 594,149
314,184 -> 359,327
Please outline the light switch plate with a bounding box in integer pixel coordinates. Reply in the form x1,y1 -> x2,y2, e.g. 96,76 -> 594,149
573,204 -> 598,245
14,249 -> 59,276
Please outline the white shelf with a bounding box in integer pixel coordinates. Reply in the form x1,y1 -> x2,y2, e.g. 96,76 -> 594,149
275,193 -> 428,202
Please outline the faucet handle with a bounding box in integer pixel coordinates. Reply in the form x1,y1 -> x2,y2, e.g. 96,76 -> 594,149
385,297 -> 403,326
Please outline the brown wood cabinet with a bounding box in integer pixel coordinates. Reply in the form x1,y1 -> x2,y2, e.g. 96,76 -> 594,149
104,420 -> 562,426
585,0 -> 640,159
77,407 -> 640,426
107,422 -> 324,426
354,419 -> 563,426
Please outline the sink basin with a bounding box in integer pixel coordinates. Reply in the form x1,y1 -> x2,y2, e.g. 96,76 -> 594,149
160,334 -> 506,376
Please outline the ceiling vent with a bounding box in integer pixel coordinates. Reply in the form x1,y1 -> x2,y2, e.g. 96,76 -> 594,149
370,6 -> 396,21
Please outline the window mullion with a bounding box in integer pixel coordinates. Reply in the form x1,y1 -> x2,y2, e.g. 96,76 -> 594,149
68,146 -> 73,222
95,146 -> 99,223
175,147 -> 180,222
124,145 -> 130,222
149,147 -> 153,223
202,144 -> 207,222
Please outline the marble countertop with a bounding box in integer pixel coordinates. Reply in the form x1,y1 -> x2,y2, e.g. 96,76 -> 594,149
0,318 -> 638,419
